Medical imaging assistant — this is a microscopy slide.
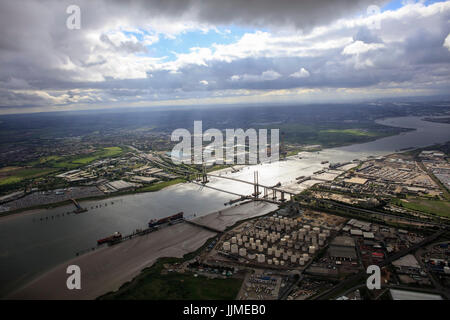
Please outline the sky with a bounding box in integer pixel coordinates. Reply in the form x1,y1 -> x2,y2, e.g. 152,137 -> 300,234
0,0 -> 449,114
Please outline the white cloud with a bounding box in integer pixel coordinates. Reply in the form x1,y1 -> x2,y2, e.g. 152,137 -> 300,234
444,34 -> 450,51
230,70 -> 282,82
290,68 -> 310,78
342,40 -> 385,55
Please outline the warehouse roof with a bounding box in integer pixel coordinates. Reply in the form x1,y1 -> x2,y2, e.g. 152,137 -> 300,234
331,236 -> 356,247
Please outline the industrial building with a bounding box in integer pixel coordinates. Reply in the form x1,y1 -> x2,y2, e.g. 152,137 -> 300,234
329,236 -> 357,261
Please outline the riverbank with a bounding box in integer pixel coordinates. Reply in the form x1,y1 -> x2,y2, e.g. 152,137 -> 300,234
0,178 -> 188,219
6,201 -> 277,299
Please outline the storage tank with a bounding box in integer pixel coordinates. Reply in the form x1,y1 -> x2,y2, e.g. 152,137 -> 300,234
257,254 -> 265,263
267,248 -> 273,256
280,261 -> 285,266
238,239 -> 243,246
258,245 -> 263,252
309,246 -> 316,254
274,260 -> 280,266
268,259 -> 273,265
275,250 -> 281,258
283,253 -> 288,261
231,244 -> 238,254
239,247 -> 247,257
231,237 -> 237,244
299,258 -> 305,266
223,242 -> 230,252
291,255 -> 297,263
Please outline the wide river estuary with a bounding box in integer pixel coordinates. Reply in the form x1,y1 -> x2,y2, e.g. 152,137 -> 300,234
0,116 -> 449,296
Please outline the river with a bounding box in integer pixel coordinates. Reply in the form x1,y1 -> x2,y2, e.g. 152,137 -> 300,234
0,116 -> 449,296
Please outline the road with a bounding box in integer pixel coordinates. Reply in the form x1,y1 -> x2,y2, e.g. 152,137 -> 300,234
313,228 -> 447,300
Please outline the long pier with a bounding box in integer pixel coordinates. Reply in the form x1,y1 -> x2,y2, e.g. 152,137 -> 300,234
184,219 -> 223,234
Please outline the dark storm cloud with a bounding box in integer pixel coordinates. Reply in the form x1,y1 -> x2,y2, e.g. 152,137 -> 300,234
0,0 -> 449,111
108,0 -> 388,30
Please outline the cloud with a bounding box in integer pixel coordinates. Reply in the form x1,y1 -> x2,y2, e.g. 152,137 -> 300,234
342,40 -> 385,55
230,70 -> 282,82
444,34 -> 450,51
290,68 -> 310,78
0,0 -> 449,112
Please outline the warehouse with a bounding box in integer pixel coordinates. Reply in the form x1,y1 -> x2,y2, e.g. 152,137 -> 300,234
329,236 -> 357,261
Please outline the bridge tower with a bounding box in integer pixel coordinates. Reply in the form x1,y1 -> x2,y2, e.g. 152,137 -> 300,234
201,165 -> 209,184
253,171 -> 259,198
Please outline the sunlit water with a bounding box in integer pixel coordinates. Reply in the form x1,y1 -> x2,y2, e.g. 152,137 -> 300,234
0,116 -> 449,296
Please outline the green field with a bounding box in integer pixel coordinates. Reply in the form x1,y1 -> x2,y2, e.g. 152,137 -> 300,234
265,123 -> 402,148
52,147 -> 124,168
138,178 -> 185,192
101,259 -> 242,300
0,168 -> 57,186
320,129 -> 377,137
393,198 -> 450,218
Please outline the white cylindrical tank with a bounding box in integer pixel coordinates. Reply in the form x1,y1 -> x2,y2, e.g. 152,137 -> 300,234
283,253 -> 288,261
257,254 -> 265,263
280,261 -> 285,266
274,260 -> 280,266
299,258 -> 305,266
223,242 -> 230,251
243,236 -> 248,242
239,247 -> 247,257
251,243 -> 256,250
231,244 -> 238,254
291,255 -> 297,263
268,259 -> 273,265
231,237 -> 237,244
309,246 -> 316,254
267,248 -> 273,256
244,242 -> 250,248
238,239 -> 243,246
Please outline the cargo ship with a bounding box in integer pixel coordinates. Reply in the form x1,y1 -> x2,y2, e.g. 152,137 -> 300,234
148,212 -> 184,228
97,231 -> 122,245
